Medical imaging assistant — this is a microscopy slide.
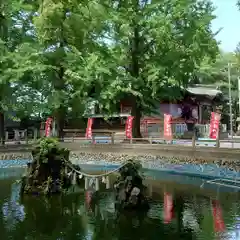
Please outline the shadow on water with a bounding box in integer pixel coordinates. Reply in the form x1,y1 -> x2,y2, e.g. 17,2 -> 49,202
1,168 -> 240,239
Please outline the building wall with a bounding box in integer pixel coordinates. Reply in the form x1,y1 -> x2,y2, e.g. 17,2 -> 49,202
120,101 -> 199,121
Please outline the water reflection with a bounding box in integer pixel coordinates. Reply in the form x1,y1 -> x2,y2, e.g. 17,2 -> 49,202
0,173 -> 240,239
211,199 -> 225,233
2,183 -> 25,230
163,192 -> 173,224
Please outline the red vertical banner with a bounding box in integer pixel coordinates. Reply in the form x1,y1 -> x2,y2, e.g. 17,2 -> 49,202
85,118 -> 93,139
125,116 -> 134,139
45,117 -> 52,137
163,192 -> 174,224
209,112 -> 221,139
164,114 -> 172,140
211,200 -> 225,233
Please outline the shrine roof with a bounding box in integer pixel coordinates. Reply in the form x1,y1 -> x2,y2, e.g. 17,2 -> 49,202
88,113 -> 131,118
186,86 -> 222,97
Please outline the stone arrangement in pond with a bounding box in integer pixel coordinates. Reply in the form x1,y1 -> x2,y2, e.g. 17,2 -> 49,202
20,138 -> 84,195
114,160 -> 149,211
84,160 -> 150,212
18,138 -> 150,212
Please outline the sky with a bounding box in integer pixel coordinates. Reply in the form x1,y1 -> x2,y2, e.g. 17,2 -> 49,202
211,0 -> 240,52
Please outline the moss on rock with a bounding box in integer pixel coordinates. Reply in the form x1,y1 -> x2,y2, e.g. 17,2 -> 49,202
20,138 -> 82,195
114,160 -> 149,211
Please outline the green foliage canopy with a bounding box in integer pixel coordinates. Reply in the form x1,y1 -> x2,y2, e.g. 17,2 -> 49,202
0,0 -> 219,138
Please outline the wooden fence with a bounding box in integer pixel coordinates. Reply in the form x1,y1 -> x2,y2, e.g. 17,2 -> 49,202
1,124 -> 231,149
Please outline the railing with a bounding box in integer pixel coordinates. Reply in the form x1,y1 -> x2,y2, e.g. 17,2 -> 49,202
141,122 -> 227,139
3,128 -> 38,144
1,124 -> 233,149
1,135 -> 239,149
60,134 -> 235,149
4,123 -> 227,140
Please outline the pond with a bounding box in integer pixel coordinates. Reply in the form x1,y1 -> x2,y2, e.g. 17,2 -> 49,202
0,164 -> 240,240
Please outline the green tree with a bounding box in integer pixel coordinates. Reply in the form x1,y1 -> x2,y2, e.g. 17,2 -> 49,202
1,0 -> 219,140
0,0 -> 12,143
89,0 -> 219,137
195,51 -> 239,86
16,0 -> 109,138
0,1 -> 45,141
196,50 -> 240,130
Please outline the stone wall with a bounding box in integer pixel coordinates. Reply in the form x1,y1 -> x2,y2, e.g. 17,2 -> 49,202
0,152 -> 32,160
0,143 -> 240,178
61,142 -> 240,161
64,143 -> 240,175
69,151 -> 240,178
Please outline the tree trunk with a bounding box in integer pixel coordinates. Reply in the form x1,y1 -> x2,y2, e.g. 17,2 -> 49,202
0,111 -> 5,145
131,98 -> 142,138
54,14 -> 67,141
0,5 -> 7,145
55,107 -> 65,141
129,14 -> 142,138
54,64 -> 66,141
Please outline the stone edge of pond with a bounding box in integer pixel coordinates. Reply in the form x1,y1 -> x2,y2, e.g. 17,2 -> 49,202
0,151 -> 240,180
69,152 -> 240,180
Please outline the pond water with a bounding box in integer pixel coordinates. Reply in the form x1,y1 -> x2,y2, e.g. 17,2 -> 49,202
0,166 -> 240,240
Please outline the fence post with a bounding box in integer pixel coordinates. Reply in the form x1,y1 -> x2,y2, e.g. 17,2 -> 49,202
130,137 -> 133,144
5,131 -> 8,142
72,132 -> 75,142
111,133 -> 115,144
216,130 -> 220,148
149,136 -> 152,144
25,129 -> 28,144
192,132 -> 196,148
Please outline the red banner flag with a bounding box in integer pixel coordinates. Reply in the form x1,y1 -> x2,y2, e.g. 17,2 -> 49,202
163,192 -> 174,224
125,116 -> 134,139
211,200 -> 225,233
209,112 -> 221,139
164,114 -> 172,140
45,117 -> 52,137
85,118 -> 93,139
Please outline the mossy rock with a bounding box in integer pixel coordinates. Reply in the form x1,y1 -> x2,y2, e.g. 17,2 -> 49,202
114,160 -> 149,211
20,138 -> 82,196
